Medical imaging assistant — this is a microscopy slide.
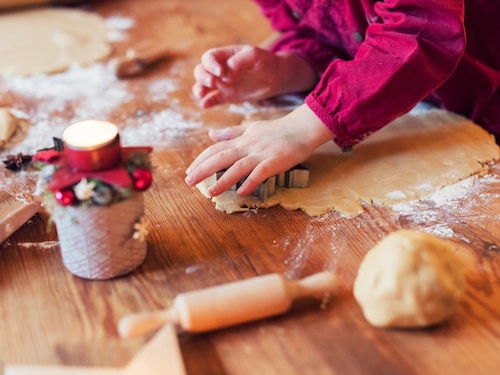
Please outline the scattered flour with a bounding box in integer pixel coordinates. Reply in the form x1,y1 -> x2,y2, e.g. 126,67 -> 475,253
386,190 -> 407,200
2,64 -> 131,152
121,108 -> 203,148
105,15 -> 135,42
392,173 -> 500,241
18,241 -> 60,249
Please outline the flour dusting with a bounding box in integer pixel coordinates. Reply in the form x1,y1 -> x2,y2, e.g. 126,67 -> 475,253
392,173 -> 500,242
121,108 -> 203,149
105,15 -> 135,42
18,241 -> 60,250
2,64 -> 131,152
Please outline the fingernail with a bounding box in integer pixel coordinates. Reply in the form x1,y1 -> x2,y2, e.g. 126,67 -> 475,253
213,66 -> 222,77
185,174 -> 193,185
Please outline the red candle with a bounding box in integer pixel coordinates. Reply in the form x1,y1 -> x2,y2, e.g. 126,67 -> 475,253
62,120 -> 122,171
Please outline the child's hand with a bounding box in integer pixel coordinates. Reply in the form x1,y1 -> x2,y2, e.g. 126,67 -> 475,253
185,105 -> 333,196
192,45 -> 318,108
192,45 -> 281,108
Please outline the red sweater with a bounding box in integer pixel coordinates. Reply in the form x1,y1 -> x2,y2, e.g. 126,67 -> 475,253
254,0 -> 500,147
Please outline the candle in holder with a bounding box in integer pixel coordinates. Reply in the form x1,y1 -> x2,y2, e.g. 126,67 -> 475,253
62,120 -> 122,171
33,122 -> 153,280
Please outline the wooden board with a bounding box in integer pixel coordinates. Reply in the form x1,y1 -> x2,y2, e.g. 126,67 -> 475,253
0,190 -> 39,244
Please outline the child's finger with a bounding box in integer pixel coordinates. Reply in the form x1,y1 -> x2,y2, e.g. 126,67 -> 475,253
192,82 -> 207,99
200,90 -> 224,108
185,139 -> 235,177
207,155 -> 257,196
226,45 -> 261,71
201,48 -> 225,77
193,64 -> 215,88
185,147 -> 245,191
237,157 -> 290,196
208,125 -> 245,142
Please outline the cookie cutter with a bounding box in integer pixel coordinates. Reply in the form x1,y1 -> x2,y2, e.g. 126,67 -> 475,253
216,164 -> 309,202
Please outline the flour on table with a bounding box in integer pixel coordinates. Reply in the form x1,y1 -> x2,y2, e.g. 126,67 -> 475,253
197,109 -> 500,217
0,8 -> 111,77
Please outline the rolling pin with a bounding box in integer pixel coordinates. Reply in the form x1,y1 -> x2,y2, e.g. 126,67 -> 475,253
107,40 -> 170,79
119,271 -> 338,338
0,0 -> 82,10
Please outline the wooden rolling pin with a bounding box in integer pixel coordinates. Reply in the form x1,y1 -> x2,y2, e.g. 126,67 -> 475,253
107,41 -> 170,78
119,271 -> 338,338
0,0 -> 82,10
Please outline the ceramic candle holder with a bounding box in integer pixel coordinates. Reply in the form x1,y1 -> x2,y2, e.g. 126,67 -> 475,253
34,121 -> 153,280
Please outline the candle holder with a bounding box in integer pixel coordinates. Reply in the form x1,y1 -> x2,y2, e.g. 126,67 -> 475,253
62,120 -> 122,171
34,121 -> 153,280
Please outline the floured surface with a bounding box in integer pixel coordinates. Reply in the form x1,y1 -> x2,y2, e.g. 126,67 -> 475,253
197,108 -> 500,217
0,8 -> 110,77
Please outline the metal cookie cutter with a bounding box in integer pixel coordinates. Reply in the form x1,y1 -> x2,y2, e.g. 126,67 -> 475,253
254,175 -> 276,202
283,164 -> 309,188
216,164 -> 310,202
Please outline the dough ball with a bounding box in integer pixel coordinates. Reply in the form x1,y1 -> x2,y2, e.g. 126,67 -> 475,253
353,230 -> 465,328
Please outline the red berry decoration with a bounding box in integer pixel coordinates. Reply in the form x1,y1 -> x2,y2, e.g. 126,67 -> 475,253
131,168 -> 152,191
55,189 -> 76,206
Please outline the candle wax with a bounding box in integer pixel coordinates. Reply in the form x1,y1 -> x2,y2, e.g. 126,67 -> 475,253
63,120 -> 118,150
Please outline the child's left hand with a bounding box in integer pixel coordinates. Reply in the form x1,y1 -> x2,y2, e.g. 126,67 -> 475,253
185,104 -> 333,196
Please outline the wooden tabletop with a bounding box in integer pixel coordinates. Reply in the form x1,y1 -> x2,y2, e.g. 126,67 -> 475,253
1,1 -> 500,374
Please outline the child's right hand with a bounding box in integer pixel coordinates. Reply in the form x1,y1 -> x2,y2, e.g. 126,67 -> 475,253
192,45 -> 282,108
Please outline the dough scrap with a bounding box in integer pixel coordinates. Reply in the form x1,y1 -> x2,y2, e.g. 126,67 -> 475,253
197,109 -> 500,216
0,108 -> 18,148
353,230 -> 466,328
0,8 -> 111,77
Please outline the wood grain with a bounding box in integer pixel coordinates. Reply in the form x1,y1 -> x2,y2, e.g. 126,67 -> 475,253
1,1 -> 500,375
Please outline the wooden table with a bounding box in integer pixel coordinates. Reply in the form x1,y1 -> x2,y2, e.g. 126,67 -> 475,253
1,1 -> 500,374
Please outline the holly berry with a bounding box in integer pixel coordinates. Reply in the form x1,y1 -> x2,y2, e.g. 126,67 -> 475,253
55,189 -> 76,206
131,168 -> 152,191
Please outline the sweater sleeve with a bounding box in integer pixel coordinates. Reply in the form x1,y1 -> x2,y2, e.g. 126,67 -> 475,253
253,0 -> 347,74
255,0 -> 467,148
308,0 -> 466,147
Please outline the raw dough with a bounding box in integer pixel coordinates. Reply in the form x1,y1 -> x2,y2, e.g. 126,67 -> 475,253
197,108 -> 500,216
0,108 -> 17,148
0,8 -> 110,77
353,230 -> 466,328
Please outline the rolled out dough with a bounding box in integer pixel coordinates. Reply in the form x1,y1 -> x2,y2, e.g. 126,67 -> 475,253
197,108 -> 500,216
0,8 -> 110,77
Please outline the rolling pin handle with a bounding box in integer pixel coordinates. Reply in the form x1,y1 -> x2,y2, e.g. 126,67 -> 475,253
118,307 -> 179,338
287,271 -> 338,300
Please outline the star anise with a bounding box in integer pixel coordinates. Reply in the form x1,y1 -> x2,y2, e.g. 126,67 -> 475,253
2,153 -> 32,171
